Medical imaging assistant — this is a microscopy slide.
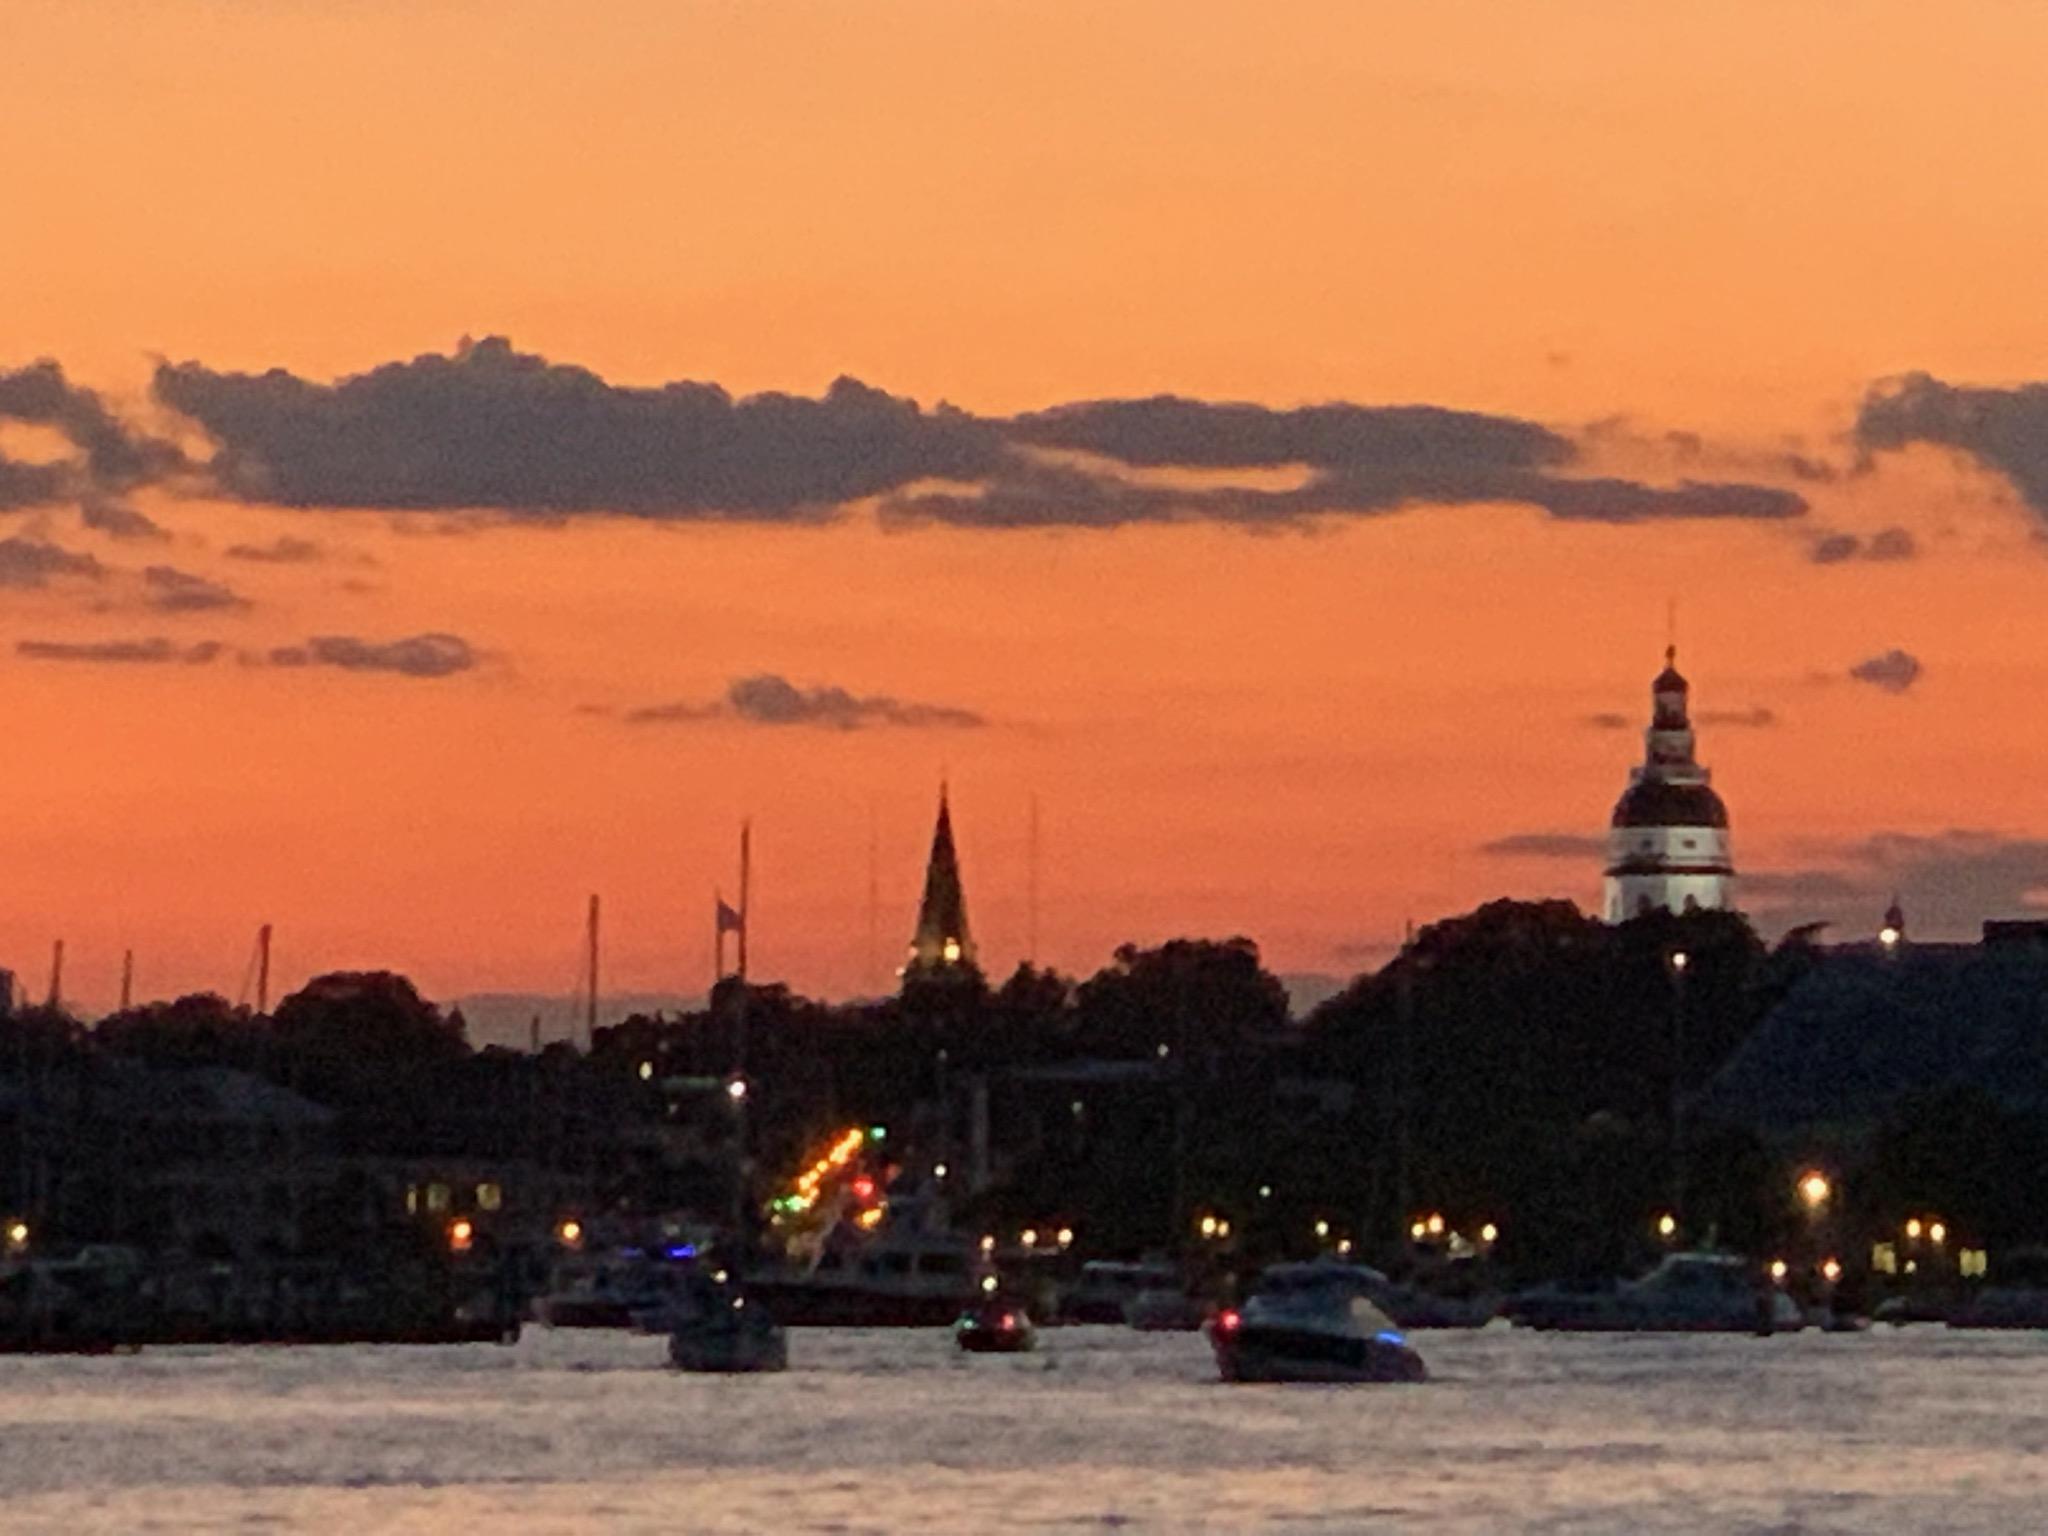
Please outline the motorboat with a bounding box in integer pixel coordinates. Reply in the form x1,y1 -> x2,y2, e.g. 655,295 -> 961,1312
1061,1260 -> 1180,1324
1509,1252 -> 1804,1333
1208,1263 -> 1428,1384
1125,1284 -> 1213,1332
954,1292 -> 1037,1353
668,1276 -> 787,1373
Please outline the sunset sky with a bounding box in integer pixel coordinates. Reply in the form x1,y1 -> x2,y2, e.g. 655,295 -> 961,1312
5,0 -> 2047,1022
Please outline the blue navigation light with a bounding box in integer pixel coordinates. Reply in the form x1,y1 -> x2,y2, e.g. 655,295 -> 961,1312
665,1244 -> 697,1261
1374,1330 -> 1407,1346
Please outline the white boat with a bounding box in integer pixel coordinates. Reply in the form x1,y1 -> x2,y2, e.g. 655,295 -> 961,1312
745,1207 -> 988,1327
1510,1252 -> 1805,1333
1208,1263 -> 1428,1383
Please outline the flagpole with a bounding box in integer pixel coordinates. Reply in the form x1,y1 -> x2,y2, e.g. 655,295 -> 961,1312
737,820 -> 751,983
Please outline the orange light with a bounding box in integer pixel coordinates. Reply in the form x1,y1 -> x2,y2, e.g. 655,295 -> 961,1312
556,1218 -> 583,1247
449,1218 -> 474,1252
1821,1258 -> 1842,1283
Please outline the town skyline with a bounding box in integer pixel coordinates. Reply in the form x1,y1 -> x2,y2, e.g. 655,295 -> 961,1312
7,1 -> 2048,1010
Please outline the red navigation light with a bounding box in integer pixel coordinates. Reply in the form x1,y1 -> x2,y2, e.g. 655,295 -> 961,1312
1001,1313 -> 1017,1331
851,1176 -> 876,1202
1218,1309 -> 1241,1333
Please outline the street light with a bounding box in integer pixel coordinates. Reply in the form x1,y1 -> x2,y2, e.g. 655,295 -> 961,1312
1798,1170 -> 1831,1211
1656,1212 -> 1678,1241
1668,949 -> 1690,1233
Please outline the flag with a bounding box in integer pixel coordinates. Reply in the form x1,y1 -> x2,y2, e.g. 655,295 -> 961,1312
716,897 -> 745,935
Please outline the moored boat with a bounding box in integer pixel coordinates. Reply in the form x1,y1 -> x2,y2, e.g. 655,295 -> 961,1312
1509,1252 -> 1804,1333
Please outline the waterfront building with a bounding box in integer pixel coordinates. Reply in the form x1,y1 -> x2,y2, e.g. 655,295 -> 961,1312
1604,648 -> 1736,921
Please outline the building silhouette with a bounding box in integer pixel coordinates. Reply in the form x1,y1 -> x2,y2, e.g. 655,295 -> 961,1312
1604,648 -> 1736,921
906,785 -> 976,974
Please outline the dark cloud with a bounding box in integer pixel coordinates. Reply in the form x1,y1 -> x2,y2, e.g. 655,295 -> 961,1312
1697,707 -> 1779,729
80,499 -> 170,542
0,457 -> 72,512
143,565 -> 248,613
0,359 -> 181,499
264,633 -> 477,678
884,458 -> 1805,532
1780,453 -> 1839,484
1856,372 -> 2048,522
1810,532 -> 1860,565
1809,526 -> 1918,564
1008,395 -> 1572,473
1586,706 -> 1774,731
135,338 -> 1809,533
224,535 -> 324,563
1478,832 -> 1610,859
0,537 -> 104,589
155,336 -> 1004,518
16,637 -> 221,665
1746,830 -> 2048,940
623,673 -> 985,731
1849,648 -> 1922,694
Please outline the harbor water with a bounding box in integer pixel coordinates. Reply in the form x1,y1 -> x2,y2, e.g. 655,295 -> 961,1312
3,1325 -> 2046,1532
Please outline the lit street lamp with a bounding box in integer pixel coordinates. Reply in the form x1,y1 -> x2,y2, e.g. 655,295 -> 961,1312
1797,1170 -> 1831,1211
1668,951 -> 1689,1232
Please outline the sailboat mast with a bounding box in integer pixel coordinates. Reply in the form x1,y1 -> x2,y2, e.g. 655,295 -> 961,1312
1028,793 -> 1041,967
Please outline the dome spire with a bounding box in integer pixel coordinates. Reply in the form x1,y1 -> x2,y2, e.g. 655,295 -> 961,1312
1604,642 -> 1735,923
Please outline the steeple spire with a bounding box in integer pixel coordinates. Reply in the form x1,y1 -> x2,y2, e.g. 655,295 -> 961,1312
907,783 -> 975,972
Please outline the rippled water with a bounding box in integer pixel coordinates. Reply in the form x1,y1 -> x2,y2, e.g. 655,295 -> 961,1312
3,1325 -> 2048,1532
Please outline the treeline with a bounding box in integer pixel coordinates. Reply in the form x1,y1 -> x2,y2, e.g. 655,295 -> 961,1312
14,900 -> 2043,1276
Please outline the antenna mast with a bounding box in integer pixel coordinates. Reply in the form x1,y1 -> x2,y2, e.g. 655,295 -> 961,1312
1028,793 -> 1041,967
866,804 -> 879,994
119,950 -> 134,1012
46,940 -> 63,1011
585,894 -> 600,1048
256,924 -> 272,1014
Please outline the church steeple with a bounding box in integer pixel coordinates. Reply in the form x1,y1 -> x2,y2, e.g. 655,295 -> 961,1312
907,784 -> 975,972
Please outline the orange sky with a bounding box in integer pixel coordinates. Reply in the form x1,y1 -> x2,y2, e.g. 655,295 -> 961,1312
4,1 -> 2046,1019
